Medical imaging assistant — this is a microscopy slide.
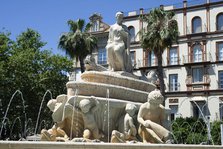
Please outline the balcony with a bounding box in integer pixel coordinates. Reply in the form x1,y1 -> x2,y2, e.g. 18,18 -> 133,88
217,81 -> 223,89
183,52 -> 212,65
186,24 -> 207,35
185,75 -> 211,91
215,52 -> 223,62
135,59 -> 158,69
167,83 -> 181,92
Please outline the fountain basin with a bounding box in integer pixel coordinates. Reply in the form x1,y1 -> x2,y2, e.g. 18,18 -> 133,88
81,71 -> 156,92
0,141 -> 221,149
67,81 -> 149,103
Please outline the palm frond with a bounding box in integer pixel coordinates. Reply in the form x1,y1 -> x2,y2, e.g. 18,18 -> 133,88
84,23 -> 92,32
67,20 -> 77,33
140,8 -> 179,53
77,19 -> 85,32
58,19 -> 98,72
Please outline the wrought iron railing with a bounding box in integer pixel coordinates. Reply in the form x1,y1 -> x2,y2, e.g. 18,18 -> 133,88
182,52 -> 212,64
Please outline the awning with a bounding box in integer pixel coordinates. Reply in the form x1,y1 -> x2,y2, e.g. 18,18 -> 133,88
190,96 -> 206,102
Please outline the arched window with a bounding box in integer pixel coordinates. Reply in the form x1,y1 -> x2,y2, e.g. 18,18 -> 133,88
192,17 -> 202,33
216,42 -> 223,61
217,13 -> 223,31
193,44 -> 202,62
128,26 -> 135,42
93,21 -> 99,32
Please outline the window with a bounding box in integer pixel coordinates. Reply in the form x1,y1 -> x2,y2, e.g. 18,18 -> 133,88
128,26 -> 135,42
193,44 -> 202,62
192,101 -> 207,119
192,67 -> 203,83
217,42 -> 223,61
148,51 -> 156,66
98,48 -> 107,64
93,21 -> 99,32
130,51 -> 135,66
169,105 -> 178,121
169,74 -> 178,91
169,47 -> 178,65
218,71 -> 223,88
220,103 -> 223,120
192,17 -> 202,33
217,13 -> 223,31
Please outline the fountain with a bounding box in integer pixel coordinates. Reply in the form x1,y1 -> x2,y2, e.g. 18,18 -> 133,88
0,90 -> 27,140
0,11 -> 222,149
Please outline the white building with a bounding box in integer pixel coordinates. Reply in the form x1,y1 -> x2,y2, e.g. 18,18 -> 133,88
88,0 -> 223,122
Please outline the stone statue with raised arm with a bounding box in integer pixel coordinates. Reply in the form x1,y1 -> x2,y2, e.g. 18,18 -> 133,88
106,11 -> 133,73
137,89 -> 171,143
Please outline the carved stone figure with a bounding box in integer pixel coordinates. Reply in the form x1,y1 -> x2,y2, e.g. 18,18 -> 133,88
40,123 -> 69,142
110,103 -> 138,143
106,11 -> 132,72
137,89 -> 171,143
77,97 -> 104,140
84,55 -> 107,71
146,70 -> 158,84
124,104 -> 138,141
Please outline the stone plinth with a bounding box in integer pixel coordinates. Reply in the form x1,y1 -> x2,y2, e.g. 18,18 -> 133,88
0,141 -> 222,149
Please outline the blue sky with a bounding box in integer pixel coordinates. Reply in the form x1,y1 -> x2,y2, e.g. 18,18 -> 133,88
0,0 -> 183,56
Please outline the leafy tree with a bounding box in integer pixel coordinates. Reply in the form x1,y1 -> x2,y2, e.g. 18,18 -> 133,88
58,19 -> 97,73
211,121 -> 222,145
0,29 -> 73,140
140,8 -> 178,101
172,117 -> 208,144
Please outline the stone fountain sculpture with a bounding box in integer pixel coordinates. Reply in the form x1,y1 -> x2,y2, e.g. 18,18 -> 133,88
40,11 -> 171,144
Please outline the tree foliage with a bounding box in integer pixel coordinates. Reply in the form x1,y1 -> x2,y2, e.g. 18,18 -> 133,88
0,29 -> 73,140
58,19 -> 97,73
210,121 -> 222,145
171,117 -> 222,145
172,117 -> 208,144
140,8 -> 179,100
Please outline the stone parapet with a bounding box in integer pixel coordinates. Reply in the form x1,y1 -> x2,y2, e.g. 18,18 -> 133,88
0,141 -> 222,149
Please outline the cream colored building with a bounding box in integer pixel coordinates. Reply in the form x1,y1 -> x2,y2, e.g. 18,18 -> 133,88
88,0 -> 223,122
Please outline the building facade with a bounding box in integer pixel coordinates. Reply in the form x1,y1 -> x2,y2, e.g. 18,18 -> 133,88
88,0 -> 223,122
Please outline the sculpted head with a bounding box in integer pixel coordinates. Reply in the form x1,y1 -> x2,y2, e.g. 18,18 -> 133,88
47,99 -> 63,112
125,103 -> 137,117
79,99 -> 92,113
147,89 -> 163,105
115,11 -> 124,24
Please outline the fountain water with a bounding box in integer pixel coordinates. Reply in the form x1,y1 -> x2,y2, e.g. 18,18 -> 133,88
34,90 -> 52,136
69,89 -> 78,139
0,90 -> 27,140
191,100 -> 213,145
9,117 -> 24,140
106,89 -> 110,142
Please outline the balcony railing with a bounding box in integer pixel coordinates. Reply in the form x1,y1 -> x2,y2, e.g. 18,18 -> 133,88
183,52 -> 212,64
135,59 -> 158,68
215,52 -> 223,62
167,83 -> 181,92
186,75 -> 211,90
186,24 -> 208,34
217,81 -> 223,89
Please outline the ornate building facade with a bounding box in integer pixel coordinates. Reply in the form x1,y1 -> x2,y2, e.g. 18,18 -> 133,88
87,0 -> 223,121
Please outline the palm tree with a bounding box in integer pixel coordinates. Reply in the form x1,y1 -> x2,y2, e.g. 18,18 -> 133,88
140,8 -> 179,101
58,19 -> 97,73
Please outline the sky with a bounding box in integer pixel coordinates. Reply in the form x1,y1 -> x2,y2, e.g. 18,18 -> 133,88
0,0 -> 185,56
